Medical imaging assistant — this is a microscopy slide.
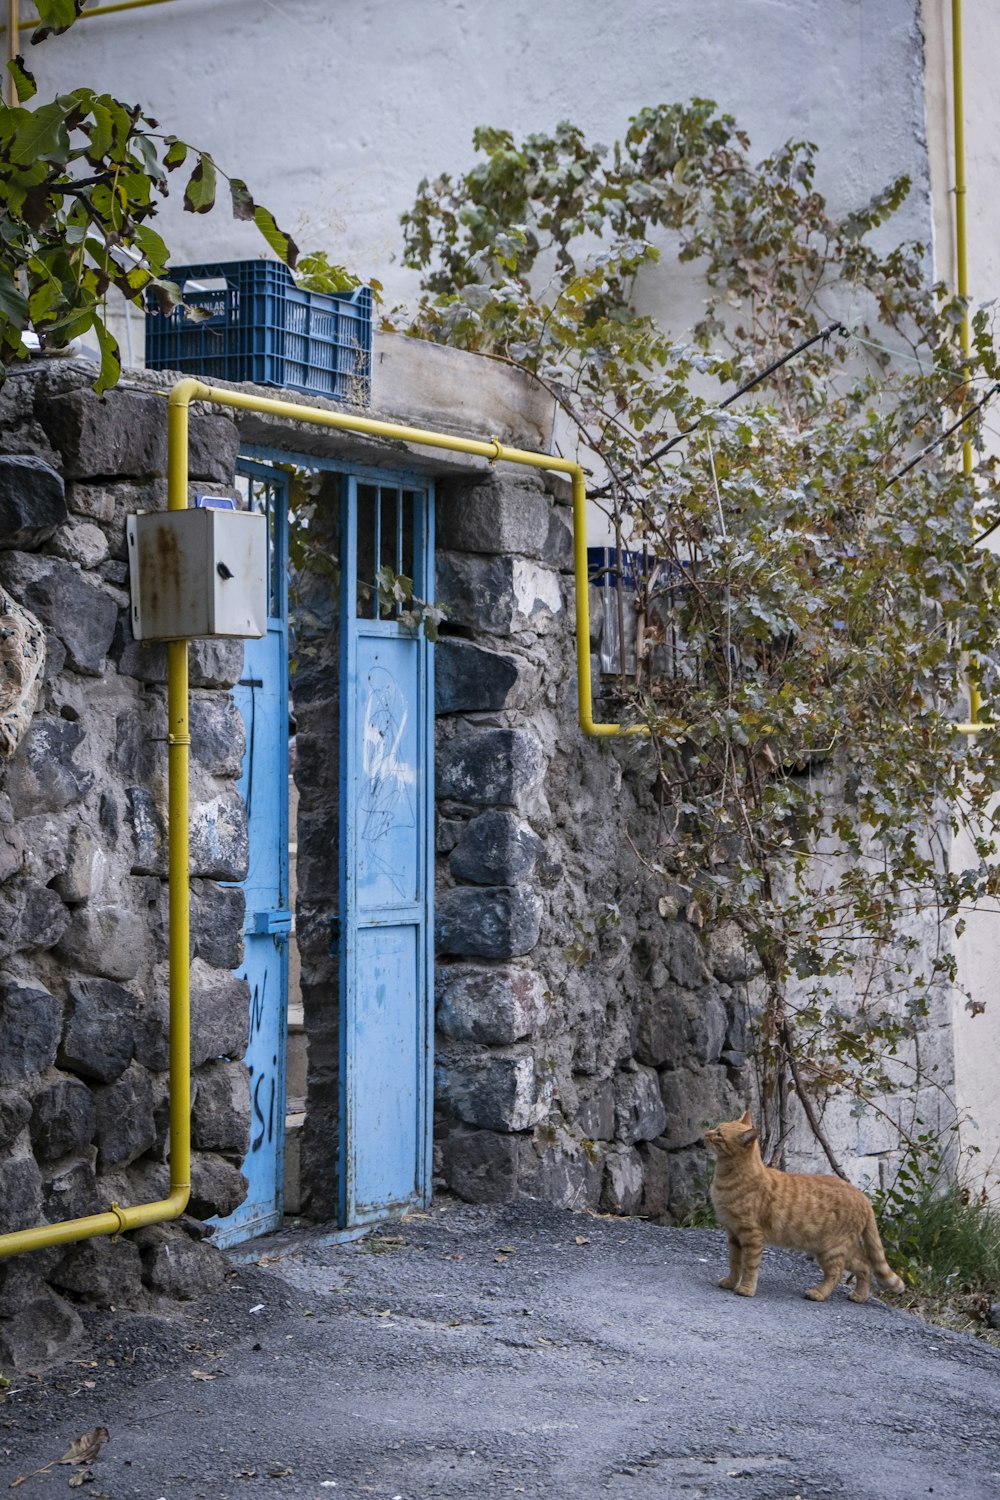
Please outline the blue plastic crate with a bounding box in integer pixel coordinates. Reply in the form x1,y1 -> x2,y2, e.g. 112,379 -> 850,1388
145,260 -> 372,404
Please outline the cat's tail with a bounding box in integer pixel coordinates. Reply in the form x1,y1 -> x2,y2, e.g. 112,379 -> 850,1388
861,1203 -> 905,1293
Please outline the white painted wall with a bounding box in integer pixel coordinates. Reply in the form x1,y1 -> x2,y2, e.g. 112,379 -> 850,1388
923,0 -> 1000,1197
30,0 -> 932,311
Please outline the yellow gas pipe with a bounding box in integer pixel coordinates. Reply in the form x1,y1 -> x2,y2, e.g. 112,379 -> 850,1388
952,0 -> 983,735
0,378 -> 640,1262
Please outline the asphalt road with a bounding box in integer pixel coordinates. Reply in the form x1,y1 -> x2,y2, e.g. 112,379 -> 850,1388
3,1199 -> 1000,1500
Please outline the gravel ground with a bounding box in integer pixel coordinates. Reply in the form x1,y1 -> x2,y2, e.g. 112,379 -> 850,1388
3,1198 -> 1000,1500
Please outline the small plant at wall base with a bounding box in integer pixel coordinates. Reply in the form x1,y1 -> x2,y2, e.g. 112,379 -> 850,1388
0,0 -> 298,393
400,102 -> 1000,1181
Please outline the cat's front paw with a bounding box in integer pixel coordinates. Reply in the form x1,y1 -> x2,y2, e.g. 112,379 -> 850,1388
733,1283 -> 756,1297
718,1275 -> 738,1290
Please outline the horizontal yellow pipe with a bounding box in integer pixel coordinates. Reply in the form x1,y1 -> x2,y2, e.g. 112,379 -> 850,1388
1,0 -> 175,31
168,378 -> 646,738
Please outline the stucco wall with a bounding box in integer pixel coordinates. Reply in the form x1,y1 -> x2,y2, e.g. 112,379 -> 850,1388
922,0 -> 1000,1196
28,0 -> 932,352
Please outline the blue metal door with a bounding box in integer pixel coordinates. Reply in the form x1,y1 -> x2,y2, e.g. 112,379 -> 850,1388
211,463 -> 290,1249
339,476 -> 435,1225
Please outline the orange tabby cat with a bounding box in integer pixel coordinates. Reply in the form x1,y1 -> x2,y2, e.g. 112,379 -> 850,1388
704,1110 -> 905,1302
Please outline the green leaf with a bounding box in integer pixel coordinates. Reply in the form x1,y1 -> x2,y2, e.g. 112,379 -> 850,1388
6,56 -> 37,103
92,315 -> 121,397
0,269 -> 29,328
253,205 -> 299,268
163,137 -> 188,171
133,224 -> 170,276
30,0 -> 84,43
85,101 -> 114,161
8,101 -> 71,164
229,177 -> 255,222
183,153 -> 217,214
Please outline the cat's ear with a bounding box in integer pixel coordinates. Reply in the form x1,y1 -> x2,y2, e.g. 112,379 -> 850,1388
740,1109 -> 753,1126
738,1128 -> 757,1147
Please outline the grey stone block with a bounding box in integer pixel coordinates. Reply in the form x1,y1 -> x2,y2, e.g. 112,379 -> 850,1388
50,1236 -> 144,1308
29,1074 -> 97,1160
0,1153 -> 44,1232
189,962 -> 251,1066
436,553 -> 518,635
140,1231 -> 227,1299
49,518 -> 109,569
707,921 -> 761,982
56,905 -> 146,982
601,1146 -> 645,1214
635,984 -> 690,1069
188,1152 -> 248,1220
0,1091 -> 31,1150
436,964 -> 551,1045
0,796 -> 24,882
39,388 -> 165,478
190,692 -> 245,777
438,475 -> 551,557
0,454 -> 68,550
192,1059 -> 251,1155
436,552 -> 562,636
38,388 -> 239,483
665,1145 -> 714,1219
575,1081 -> 615,1141
94,1063 -> 156,1170
638,1139 -> 672,1218
51,824 -> 103,903
514,1132 -> 603,1209
59,978 -> 138,1083
4,716 -> 93,815
189,415 -> 240,483
0,1286 -> 83,1371
449,810 -> 544,886
434,637 -> 520,714
658,1064 -> 741,1149
0,550 -> 118,676
191,879 -> 245,970
126,786 -> 167,876
614,1065 -> 668,1143
438,727 -> 545,808
189,790 -> 249,881
666,922 -> 711,989
0,978 -> 61,1081
440,1127 -> 518,1204
0,878 -> 69,960
435,885 -> 543,958
435,1048 -> 551,1132
42,1154 -> 101,1222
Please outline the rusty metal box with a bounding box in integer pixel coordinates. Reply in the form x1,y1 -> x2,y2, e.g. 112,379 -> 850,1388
126,507 -> 267,641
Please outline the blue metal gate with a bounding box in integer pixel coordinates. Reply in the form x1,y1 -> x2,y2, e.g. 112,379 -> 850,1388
339,475 -> 435,1224
212,458 -> 434,1244
210,462 -> 290,1249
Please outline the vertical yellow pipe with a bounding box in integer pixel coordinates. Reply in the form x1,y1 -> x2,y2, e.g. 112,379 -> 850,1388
166,393 -> 192,1204
952,0 -> 982,724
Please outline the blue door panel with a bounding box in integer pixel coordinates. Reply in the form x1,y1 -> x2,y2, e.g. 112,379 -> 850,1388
351,923 -> 422,1214
340,475 -> 434,1228
209,466 -> 289,1250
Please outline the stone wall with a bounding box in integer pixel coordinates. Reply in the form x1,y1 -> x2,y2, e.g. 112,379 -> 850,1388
0,361 -> 251,1369
429,470 -> 753,1219
427,467 -> 955,1217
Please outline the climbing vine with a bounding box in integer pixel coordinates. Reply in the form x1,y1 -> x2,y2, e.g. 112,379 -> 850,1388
398,102 -> 1000,1170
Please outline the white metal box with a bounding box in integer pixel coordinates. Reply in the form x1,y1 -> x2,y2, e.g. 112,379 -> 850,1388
126,507 -> 268,641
